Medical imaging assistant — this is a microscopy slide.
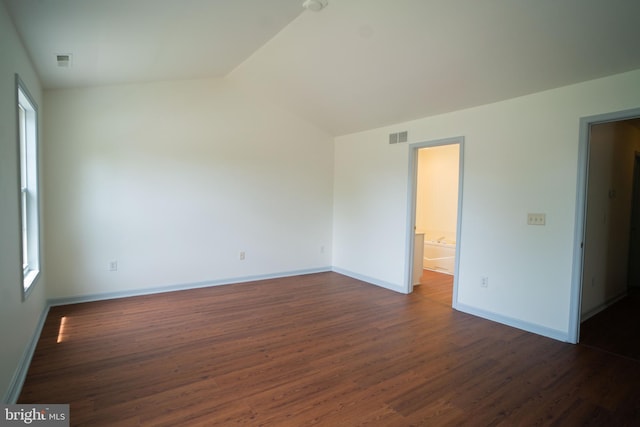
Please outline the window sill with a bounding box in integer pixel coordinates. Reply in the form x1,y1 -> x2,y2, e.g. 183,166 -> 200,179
23,269 -> 40,300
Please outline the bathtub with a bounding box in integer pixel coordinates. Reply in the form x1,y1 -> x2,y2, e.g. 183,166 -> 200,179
423,239 -> 456,275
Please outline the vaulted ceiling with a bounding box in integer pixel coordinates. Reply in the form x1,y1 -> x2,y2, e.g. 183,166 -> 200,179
3,0 -> 305,87
5,0 -> 640,136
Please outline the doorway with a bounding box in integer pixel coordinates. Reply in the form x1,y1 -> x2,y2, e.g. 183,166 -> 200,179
628,152 -> 640,289
406,137 -> 464,308
570,109 -> 640,344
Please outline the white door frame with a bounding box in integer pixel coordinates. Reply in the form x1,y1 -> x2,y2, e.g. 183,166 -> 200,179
405,136 -> 464,308
569,107 -> 640,343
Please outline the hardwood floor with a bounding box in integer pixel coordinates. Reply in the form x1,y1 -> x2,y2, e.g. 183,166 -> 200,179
580,288 -> 640,362
19,272 -> 640,425
415,269 -> 454,306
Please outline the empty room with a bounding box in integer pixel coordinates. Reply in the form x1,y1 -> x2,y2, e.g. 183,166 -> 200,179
2,0 -> 640,425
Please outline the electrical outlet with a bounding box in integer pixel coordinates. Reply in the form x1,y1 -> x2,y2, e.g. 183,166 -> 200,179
239,251 -> 246,261
109,260 -> 118,272
527,213 -> 546,226
481,276 -> 488,288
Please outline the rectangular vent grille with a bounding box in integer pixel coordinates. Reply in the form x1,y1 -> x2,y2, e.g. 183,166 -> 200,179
389,131 -> 408,144
56,54 -> 72,67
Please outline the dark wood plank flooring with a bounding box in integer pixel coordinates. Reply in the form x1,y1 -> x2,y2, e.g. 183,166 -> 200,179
19,272 -> 640,425
415,269 -> 454,306
580,288 -> 640,362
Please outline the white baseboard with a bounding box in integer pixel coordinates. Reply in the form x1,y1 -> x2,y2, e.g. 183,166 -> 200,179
331,267 -> 408,294
48,267 -> 332,307
581,291 -> 628,322
455,303 -> 570,342
4,305 -> 50,404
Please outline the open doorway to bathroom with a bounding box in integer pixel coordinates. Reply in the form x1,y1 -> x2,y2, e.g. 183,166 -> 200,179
407,137 -> 463,308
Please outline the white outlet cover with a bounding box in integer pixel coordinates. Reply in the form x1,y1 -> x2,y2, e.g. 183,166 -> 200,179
527,213 -> 546,225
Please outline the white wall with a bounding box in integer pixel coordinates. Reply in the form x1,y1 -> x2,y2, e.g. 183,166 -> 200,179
333,69 -> 640,340
416,145 -> 459,242
582,121 -> 640,318
0,2 -> 47,402
44,79 -> 334,299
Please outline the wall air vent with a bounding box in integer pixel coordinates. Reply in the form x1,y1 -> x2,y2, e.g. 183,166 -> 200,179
389,131 -> 408,144
56,54 -> 72,68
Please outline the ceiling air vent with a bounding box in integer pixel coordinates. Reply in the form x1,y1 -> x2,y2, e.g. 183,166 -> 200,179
56,54 -> 72,68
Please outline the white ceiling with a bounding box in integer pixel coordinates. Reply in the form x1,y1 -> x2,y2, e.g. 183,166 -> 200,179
3,0 -> 305,88
5,0 -> 640,136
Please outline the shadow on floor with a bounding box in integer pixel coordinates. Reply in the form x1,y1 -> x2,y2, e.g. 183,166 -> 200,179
579,289 -> 640,362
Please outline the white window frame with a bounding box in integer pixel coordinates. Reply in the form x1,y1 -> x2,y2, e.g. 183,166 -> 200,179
16,75 -> 40,300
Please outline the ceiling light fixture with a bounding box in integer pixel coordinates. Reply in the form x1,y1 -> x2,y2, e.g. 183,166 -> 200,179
302,0 -> 328,12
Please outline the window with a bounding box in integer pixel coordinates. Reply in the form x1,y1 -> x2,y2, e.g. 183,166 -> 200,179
17,75 -> 40,299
